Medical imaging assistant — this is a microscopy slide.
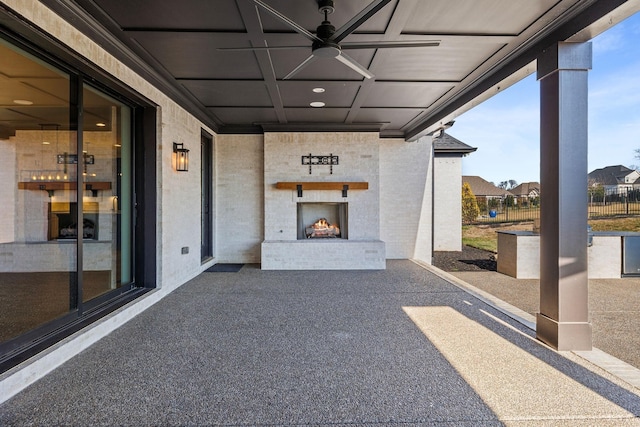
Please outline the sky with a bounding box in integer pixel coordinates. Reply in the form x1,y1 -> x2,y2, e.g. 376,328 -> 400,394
451,11 -> 640,186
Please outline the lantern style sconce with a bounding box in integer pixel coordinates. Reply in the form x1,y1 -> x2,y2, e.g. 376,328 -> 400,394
173,142 -> 189,172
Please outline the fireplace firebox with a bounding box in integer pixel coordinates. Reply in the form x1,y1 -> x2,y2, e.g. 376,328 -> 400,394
48,202 -> 99,240
297,202 -> 347,240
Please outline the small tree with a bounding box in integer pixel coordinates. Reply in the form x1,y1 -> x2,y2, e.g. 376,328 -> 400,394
504,194 -> 515,207
462,182 -> 480,224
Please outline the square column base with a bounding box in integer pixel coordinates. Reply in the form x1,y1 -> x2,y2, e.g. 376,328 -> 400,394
536,313 -> 592,351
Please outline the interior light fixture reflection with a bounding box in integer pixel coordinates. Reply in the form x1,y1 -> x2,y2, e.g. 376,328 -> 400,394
310,101 -> 325,108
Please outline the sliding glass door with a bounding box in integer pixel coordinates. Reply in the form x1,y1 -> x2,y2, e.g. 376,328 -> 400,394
0,37 -> 138,364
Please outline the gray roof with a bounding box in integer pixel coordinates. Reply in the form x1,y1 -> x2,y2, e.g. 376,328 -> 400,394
433,132 -> 477,155
588,165 -> 637,186
510,182 -> 540,197
462,176 -> 513,197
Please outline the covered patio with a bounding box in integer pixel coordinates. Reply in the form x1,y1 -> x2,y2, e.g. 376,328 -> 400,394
2,261 -> 640,425
2,0 -> 640,410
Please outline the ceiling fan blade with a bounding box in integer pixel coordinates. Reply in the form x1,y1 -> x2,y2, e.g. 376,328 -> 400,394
335,52 -> 374,79
218,45 -> 308,51
252,0 -> 322,44
283,54 -> 318,80
341,40 -> 441,49
332,0 -> 392,43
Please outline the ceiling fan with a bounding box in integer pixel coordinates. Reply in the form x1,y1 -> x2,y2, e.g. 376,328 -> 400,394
222,0 -> 440,80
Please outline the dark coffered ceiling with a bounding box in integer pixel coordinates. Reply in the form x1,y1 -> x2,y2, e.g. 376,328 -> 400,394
40,0 -> 633,139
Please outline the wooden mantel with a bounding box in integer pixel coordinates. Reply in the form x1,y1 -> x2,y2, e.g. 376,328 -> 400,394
275,182 -> 368,191
18,181 -> 112,191
19,181 -> 112,196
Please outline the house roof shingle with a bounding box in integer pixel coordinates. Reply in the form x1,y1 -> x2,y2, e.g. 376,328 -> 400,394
462,176 -> 512,197
588,165 -> 635,186
510,182 -> 540,197
433,132 -> 477,155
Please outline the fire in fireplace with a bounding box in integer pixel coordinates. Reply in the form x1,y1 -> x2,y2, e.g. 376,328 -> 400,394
297,202 -> 347,240
305,218 -> 340,238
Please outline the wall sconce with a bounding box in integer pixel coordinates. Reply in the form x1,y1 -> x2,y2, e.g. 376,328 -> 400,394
173,142 -> 189,172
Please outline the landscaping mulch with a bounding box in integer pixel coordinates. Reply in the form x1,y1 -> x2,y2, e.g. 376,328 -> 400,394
432,245 -> 497,272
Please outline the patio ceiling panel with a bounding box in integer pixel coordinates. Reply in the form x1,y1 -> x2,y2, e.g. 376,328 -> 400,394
403,0 -> 561,35
127,32 -> 264,80
283,107 -> 351,124
180,81 -> 273,107
360,82 -> 455,109
354,107 -> 424,132
278,81 -> 360,108
372,42 -> 504,81
87,0 -> 247,31
208,107 -> 278,126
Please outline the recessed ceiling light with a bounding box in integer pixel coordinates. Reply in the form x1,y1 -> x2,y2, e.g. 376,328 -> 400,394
42,141 -> 50,145
13,99 -> 33,105
96,122 -> 106,127
312,87 -> 325,93
310,101 -> 325,108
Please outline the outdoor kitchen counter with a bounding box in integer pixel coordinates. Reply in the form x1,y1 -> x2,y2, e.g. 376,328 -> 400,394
496,230 -> 640,279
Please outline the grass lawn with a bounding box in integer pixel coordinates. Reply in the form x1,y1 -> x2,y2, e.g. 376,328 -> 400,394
463,216 -> 640,252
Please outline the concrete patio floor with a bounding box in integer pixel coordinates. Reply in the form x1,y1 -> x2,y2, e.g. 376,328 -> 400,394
448,270 -> 640,370
1,260 -> 640,426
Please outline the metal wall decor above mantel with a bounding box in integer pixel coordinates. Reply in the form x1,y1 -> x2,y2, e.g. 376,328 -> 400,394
302,154 -> 339,174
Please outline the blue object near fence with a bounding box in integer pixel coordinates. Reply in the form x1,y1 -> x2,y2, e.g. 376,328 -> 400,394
489,209 -> 497,218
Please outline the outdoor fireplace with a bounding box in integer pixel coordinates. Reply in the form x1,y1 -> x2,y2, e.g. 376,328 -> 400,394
297,202 -> 348,240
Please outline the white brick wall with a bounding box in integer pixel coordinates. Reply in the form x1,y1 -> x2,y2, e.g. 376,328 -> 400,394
379,137 -> 432,261
433,155 -> 462,251
216,134 -> 264,263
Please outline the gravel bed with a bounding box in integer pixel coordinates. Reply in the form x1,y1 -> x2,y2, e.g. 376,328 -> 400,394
432,246 -> 497,272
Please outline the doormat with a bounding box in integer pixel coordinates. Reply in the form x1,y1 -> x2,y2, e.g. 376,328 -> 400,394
205,263 -> 244,273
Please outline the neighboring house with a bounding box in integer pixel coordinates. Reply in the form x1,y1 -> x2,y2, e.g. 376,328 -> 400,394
433,133 -> 477,251
462,175 -> 513,203
588,165 -> 640,195
510,182 -> 540,204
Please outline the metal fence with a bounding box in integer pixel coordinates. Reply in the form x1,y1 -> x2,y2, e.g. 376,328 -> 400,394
472,197 -> 540,224
588,187 -> 640,218
469,188 -> 640,224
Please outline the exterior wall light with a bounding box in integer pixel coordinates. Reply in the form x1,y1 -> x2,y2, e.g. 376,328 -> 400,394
173,142 -> 189,172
